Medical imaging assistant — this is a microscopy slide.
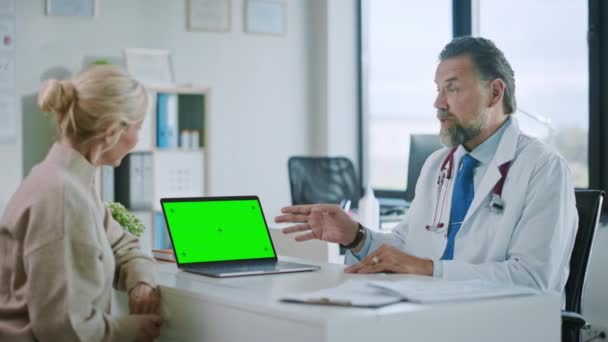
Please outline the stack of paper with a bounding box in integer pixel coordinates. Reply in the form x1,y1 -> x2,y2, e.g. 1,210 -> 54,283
281,279 -> 538,308
367,279 -> 538,304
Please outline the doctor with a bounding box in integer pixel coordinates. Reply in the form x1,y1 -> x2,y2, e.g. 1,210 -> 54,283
275,36 -> 578,294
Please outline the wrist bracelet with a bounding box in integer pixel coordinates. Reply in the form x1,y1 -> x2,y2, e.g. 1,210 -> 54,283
340,223 -> 366,249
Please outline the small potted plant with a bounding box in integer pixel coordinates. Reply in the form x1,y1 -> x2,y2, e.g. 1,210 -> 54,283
105,202 -> 146,237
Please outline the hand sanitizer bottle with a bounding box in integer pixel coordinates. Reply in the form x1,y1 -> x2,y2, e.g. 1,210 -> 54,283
358,186 -> 380,231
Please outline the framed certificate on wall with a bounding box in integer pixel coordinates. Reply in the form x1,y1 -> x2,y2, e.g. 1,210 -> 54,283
46,0 -> 96,17
123,49 -> 174,85
187,0 -> 231,32
244,0 -> 285,36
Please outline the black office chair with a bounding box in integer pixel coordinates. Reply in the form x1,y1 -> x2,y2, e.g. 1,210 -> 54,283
562,189 -> 604,342
404,134 -> 443,202
288,156 -> 360,207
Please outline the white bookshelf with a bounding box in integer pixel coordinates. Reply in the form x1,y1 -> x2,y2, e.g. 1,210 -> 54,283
110,84 -> 210,252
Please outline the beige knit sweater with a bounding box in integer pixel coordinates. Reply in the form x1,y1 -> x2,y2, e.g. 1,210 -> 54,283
0,143 -> 157,341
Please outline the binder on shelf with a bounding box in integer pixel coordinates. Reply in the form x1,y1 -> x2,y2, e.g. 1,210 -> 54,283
141,154 -> 154,209
154,211 -> 172,250
156,93 -> 178,148
99,165 -> 114,202
132,211 -> 153,256
114,152 -> 153,210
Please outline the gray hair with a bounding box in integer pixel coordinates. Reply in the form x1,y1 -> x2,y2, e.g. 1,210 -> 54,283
439,36 -> 516,115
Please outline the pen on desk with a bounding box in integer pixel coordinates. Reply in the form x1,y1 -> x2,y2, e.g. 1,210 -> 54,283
305,297 -> 352,306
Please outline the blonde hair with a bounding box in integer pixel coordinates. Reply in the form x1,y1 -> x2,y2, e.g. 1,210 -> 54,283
37,65 -> 147,150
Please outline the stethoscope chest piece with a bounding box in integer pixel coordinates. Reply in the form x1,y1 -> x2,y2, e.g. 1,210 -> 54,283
425,222 -> 445,232
426,149 -> 512,233
488,193 -> 505,214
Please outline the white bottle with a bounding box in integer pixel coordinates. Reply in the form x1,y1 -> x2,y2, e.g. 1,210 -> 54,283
180,130 -> 191,149
190,130 -> 200,149
358,186 -> 380,231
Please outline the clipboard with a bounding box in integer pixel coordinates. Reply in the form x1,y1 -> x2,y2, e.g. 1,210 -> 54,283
280,280 -> 403,308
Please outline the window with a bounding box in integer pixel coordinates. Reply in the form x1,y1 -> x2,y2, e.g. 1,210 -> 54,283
359,1 -> 593,199
475,1 -> 589,187
363,0 -> 451,193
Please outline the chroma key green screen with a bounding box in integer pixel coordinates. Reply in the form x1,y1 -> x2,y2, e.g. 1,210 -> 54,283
161,198 -> 276,264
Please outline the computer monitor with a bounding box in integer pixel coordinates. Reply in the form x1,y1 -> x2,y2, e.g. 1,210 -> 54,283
404,134 -> 443,202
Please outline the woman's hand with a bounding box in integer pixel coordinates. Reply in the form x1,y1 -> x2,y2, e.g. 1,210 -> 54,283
129,283 -> 161,315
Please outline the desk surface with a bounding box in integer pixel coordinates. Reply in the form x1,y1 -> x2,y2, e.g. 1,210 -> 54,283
135,257 -> 561,342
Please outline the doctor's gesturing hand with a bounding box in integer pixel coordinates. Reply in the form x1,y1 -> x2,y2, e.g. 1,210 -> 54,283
275,204 -> 359,246
275,204 -> 434,276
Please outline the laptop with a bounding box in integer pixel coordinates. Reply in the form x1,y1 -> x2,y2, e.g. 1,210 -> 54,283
160,196 -> 320,277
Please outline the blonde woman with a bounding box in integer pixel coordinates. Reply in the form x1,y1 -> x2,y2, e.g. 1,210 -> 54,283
0,65 -> 162,341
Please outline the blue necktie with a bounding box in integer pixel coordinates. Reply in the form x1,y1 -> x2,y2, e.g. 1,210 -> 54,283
442,154 -> 479,260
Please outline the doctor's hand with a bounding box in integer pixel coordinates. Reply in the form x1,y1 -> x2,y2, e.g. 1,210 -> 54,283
345,244 -> 434,276
129,283 -> 161,315
274,204 -> 359,245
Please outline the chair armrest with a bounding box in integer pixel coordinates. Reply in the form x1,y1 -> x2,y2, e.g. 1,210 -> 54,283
561,310 -> 590,330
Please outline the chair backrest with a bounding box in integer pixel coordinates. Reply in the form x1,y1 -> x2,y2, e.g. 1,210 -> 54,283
288,156 -> 360,206
565,189 -> 604,313
404,134 -> 443,202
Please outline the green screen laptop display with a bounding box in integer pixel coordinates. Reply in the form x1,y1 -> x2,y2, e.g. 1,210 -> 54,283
161,198 -> 276,264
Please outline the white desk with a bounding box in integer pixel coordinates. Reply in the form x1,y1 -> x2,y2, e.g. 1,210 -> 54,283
117,258 -> 560,342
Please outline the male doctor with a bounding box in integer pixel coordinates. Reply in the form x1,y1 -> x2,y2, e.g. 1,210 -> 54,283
275,36 -> 578,294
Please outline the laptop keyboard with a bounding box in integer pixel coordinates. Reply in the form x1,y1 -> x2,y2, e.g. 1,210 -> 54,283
188,261 -> 305,272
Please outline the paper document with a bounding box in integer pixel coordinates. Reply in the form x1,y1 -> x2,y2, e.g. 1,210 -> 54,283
281,280 -> 402,308
367,279 -> 538,304
281,279 -> 538,308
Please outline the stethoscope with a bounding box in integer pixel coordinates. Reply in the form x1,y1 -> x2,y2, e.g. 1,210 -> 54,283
425,148 -> 511,232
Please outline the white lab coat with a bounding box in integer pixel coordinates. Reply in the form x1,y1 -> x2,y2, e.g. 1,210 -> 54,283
347,119 -> 578,294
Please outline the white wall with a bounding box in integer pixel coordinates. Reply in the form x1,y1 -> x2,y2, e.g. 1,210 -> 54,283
0,0 -> 357,217
307,0 -> 358,160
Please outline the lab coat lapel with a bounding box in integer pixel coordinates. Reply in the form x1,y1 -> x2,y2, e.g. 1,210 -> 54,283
464,118 -> 520,222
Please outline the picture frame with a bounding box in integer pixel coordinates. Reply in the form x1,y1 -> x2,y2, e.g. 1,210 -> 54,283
187,0 -> 231,32
123,49 -> 174,85
244,0 -> 286,36
46,0 -> 96,17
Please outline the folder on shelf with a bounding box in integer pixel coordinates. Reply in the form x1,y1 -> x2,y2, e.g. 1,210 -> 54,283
132,211 -> 153,256
114,152 -> 153,210
154,211 -> 172,250
156,93 -> 178,148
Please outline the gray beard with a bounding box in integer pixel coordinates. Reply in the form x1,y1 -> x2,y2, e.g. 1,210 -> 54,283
439,120 -> 483,147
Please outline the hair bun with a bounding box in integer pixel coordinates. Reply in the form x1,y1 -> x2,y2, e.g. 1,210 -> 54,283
37,79 -> 77,115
